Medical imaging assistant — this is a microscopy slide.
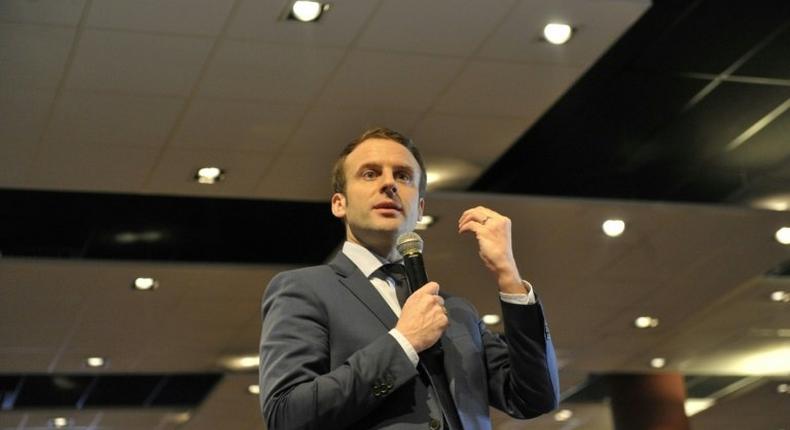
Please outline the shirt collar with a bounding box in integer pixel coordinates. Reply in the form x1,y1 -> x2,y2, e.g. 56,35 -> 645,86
342,241 -> 402,278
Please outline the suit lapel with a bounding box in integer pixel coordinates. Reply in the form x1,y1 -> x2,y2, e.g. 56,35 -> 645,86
328,252 -> 399,329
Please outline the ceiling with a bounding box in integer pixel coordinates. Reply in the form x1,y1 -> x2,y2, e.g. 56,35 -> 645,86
1,0 -> 790,429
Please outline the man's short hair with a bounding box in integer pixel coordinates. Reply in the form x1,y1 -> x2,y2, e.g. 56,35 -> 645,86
332,127 -> 428,198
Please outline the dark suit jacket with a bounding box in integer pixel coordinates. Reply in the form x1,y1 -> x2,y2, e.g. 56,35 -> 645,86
259,252 -> 559,430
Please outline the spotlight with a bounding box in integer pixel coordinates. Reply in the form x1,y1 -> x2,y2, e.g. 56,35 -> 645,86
290,1 -> 327,22
553,409 -> 573,421
85,357 -> 106,368
248,384 -> 261,395
650,357 -> 667,368
195,166 -> 224,184
775,227 -> 790,245
481,314 -> 501,325
602,219 -> 626,237
634,316 -> 659,329
543,23 -> 573,45
132,277 -> 158,291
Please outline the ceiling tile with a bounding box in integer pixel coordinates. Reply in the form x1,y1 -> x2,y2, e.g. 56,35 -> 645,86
411,113 -> 529,164
47,91 -> 184,148
317,50 -> 464,110
28,142 -> 160,193
200,40 -> 344,103
357,0 -> 515,56
228,0 -> 380,47
0,88 -> 55,186
256,153 -> 335,202
478,0 -> 650,66
0,0 -> 86,26
86,0 -> 235,35
174,98 -> 305,152
0,23 -> 75,90
144,148 -> 273,197
434,60 -> 583,117
66,29 -> 212,96
286,106 -> 422,156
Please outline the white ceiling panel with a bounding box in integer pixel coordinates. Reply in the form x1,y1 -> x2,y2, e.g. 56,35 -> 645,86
435,60 -> 584,117
47,91 -> 184,148
143,147 -> 273,197
174,98 -> 305,152
479,0 -> 650,66
0,23 -> 75,90
66,29 -> 213,96
26,142 -> 159,193
412,113 -> 530,164
357,0 -> 515,56
0,0 -> 86,26
200,40 -> 345,103
256,153 -> 336,202
285,106 -> 422,156
228,0 -> 380,48
86,0 -> 235,36
317,50 -> 464,111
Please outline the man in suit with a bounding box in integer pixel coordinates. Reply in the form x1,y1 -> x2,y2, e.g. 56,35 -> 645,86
259,128 -> 559,429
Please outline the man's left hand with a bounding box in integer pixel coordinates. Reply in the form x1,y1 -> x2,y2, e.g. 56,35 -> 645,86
458,206 -> 529,295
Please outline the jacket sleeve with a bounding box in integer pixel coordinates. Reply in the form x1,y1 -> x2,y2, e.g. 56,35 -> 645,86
258,271 -> 419,430
482,299 -> 560,418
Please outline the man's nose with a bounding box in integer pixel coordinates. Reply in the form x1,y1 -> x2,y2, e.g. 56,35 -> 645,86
380,171 -> 398,195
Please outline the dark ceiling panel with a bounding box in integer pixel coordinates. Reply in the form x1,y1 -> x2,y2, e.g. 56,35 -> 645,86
734,24 -> 790,79
473,0 -> 790,205
0,189 -> 344,264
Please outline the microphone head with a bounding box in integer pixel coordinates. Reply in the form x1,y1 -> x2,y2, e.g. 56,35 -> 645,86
396,232 -> 424,257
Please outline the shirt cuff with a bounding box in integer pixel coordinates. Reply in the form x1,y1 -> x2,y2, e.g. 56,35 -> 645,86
389,328 -> 419,367
499,280 -> 537,305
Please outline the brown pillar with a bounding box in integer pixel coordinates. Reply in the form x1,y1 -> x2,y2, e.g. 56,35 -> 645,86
608,373 -> 690,430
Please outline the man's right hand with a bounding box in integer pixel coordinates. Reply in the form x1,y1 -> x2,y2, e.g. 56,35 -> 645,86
395,282 -> 448,352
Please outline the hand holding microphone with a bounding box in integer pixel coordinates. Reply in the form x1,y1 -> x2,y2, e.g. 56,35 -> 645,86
393,232 -> 447,353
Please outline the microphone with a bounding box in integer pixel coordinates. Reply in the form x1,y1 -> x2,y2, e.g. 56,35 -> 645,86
395,232 -> 427,295
396,232 -> 444,356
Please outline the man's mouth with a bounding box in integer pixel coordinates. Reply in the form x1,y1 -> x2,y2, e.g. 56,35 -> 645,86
373,202 -> 403,213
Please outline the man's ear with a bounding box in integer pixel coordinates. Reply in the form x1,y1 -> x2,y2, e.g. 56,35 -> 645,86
331,193 -> 347,219
418,197 -> 425,220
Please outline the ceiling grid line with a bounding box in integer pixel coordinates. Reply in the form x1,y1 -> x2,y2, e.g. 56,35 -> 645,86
139,0 -> 244,192
250,0 -> 387,190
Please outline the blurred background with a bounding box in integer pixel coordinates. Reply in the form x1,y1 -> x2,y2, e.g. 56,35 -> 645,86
1,0 -> 789,428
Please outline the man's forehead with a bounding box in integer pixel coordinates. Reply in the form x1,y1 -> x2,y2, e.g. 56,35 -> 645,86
345,138 -> 419,168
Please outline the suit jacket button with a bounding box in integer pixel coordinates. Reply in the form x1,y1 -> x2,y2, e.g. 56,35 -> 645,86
429,418 -> 441,429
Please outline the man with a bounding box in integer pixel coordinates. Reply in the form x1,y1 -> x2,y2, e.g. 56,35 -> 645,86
259,128 -> 559,429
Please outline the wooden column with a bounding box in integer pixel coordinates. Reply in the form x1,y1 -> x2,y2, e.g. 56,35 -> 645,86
608,373 -> 690,430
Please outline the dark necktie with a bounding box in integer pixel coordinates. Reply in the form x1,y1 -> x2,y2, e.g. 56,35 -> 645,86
379,263 -> 410,307
379,263 -> 464,430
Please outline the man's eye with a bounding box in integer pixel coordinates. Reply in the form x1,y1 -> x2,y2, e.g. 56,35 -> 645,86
361,170 -> 377,180
396,172 -> 412,182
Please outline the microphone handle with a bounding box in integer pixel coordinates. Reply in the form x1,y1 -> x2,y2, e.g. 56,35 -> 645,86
402,253 -> 444,358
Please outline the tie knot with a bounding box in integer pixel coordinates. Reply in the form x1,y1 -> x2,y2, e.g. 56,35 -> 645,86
379,263 -> 406,281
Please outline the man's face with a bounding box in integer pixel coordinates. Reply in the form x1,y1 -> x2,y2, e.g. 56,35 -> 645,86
331,138 -> 425,249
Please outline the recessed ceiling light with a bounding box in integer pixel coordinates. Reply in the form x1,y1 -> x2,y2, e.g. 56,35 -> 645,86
553,409 -> 573,421
481,314 -> 501,325
602,219 -> 626,237
85,357 -> 106,368
49,417 -> 70,428
290,1 -> 326,22
248,384 -> 261,395
775,227 -> 790,245
415,215 -> 435,230
219,355 -> 260,371
770,290 -> 789,302
634,316 -> 659,328
650,357 -> 667,368
195,166 -> 224,184
777,383 -> 789,394
132,277 -> 158,291
543,23 -> 573,45
426,171 -> 441,185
